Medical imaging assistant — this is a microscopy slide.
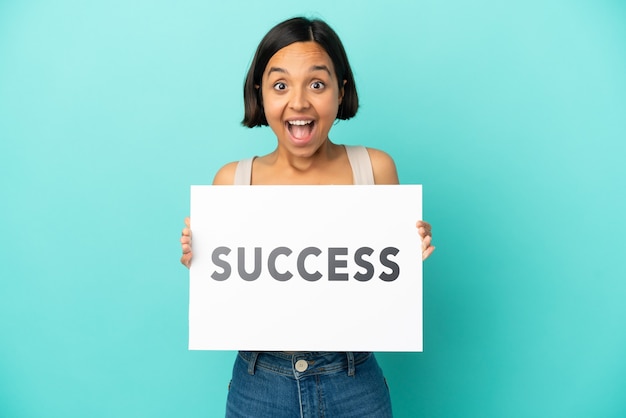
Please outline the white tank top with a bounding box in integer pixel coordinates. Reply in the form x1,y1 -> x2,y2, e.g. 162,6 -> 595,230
233,145 -> 375,185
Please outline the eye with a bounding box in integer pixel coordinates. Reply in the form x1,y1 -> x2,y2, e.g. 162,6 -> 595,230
311,81 -> 325,90
273,82 -> 287,91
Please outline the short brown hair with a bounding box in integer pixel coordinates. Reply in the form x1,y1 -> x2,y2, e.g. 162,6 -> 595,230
242,17 -> 359,128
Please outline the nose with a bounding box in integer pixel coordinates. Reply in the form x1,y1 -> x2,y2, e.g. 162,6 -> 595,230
288,86 -> 310,111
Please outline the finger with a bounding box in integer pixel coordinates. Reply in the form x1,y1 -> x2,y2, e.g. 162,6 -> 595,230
416,224 -> 431,238
421,235 -> 432,251
416,220 -> 432,234
181,252 -> 193,268
417,226 -> 432,241
417,227 -> 428,239
416,220 -> 431,230
182,217 -> 192,239
422,245 -> 435,261
181,217 -> 193,268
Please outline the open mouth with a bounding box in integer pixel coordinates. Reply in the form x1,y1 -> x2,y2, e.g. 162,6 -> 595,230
286,120 -> 315,141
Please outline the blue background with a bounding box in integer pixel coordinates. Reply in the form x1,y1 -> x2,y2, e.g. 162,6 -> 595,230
1,1 -> 625,417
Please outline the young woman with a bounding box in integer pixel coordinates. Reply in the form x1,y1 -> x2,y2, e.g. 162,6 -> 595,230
180,17 -> 434,418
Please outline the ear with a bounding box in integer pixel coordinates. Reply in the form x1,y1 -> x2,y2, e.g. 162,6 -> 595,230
338,79 -> 347,105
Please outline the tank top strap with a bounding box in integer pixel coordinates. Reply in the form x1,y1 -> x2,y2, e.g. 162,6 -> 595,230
233,157 -> 254,185
345,145 -> 375,185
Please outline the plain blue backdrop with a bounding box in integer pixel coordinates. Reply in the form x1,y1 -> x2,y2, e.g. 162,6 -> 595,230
1,1 -> 625,417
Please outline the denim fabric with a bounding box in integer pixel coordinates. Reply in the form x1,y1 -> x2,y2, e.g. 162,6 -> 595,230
226,351 -> 392,418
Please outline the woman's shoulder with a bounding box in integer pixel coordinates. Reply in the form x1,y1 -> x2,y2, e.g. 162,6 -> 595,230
363,146 -> 399,185
363,146 -> 393,163
212,161 -> 239,185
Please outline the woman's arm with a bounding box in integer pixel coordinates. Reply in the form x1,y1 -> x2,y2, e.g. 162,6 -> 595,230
180,162 -> 239,268
368,148 -> 435,260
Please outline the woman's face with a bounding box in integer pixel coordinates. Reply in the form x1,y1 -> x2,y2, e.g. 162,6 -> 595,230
260,41 -> 344,158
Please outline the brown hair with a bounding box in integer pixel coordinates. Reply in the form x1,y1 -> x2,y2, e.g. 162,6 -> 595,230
242,17 -> 359,127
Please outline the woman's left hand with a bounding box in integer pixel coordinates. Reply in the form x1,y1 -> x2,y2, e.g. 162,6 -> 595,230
417,220 -> 435,261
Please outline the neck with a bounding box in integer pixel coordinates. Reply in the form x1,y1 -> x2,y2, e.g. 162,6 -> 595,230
272,139 -> 340,172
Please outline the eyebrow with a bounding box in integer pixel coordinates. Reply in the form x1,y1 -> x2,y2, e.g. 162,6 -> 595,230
311,65 -> 332,76
266,65 -> 332,77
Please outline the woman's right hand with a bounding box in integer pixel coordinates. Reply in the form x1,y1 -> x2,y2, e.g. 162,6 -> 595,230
180,217 -> 193,268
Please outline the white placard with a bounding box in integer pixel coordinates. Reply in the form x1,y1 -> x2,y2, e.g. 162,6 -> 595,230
189,185 -> 422,352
